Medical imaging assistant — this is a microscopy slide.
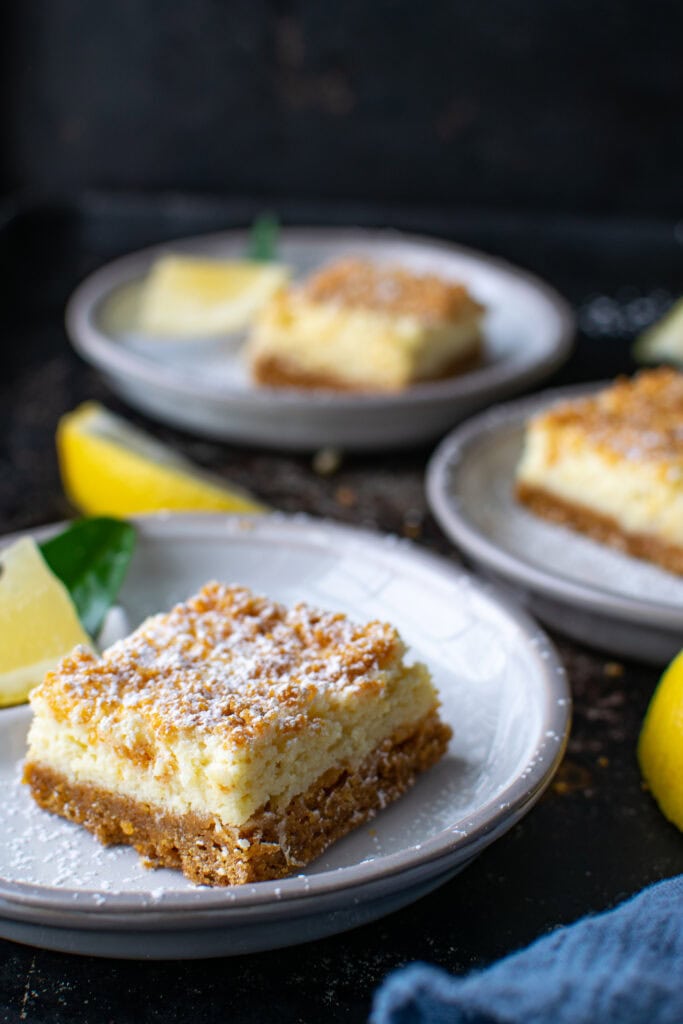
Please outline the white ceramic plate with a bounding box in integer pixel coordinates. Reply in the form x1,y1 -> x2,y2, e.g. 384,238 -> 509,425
65,228 -> 573,451
0,514 -> 568,958
427,387 -> 683,664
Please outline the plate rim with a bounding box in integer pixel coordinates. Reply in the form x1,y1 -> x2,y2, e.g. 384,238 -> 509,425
426,385 -> 683,629
0,512 -> 570,918
65,225 -> 574,411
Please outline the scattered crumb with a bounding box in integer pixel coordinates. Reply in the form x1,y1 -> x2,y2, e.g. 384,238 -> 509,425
597,756 -> 609,768
335,485 -> 357,508
603,661 -> 624,678
402,509 -> 423,539
312,447 -> 343,477
552,759 -> 593,796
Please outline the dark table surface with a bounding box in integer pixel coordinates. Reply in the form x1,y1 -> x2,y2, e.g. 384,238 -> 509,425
1,194 -> 681,1024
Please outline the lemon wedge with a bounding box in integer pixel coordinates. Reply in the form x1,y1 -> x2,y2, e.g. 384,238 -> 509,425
638,649 -> 683,829
633,298 -> 683,365
138,255 -> 288,336
0,537 -> 91,707
57,402 -> 267,517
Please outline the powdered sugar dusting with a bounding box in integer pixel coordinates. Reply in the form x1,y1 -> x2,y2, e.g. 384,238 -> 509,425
34,584 -> 401,746
532,368 -> 683,465
2,754 -> 196,893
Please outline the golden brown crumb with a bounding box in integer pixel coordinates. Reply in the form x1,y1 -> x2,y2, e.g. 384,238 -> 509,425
33,583 -> 403,748
535,369 -> 683,465
335,485 -> 357,508
302,258 -> 483,323
603,661 -> 624,678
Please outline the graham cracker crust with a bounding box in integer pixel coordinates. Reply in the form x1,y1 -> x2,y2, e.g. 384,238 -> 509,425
516,481 -> 683,576
251,341 -> 483,393
23,711 -> 451,886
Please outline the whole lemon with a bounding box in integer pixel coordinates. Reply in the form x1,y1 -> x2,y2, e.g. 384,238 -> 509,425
639,650 -> 683,829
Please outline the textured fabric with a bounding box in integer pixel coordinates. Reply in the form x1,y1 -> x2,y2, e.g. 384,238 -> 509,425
371,876 -> 683,1024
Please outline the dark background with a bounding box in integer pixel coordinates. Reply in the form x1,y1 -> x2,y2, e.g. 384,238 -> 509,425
4,0 -> 682,215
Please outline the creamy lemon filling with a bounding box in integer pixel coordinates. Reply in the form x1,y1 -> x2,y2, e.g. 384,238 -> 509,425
248,293 -> 481,389
517,425 -> 683,546
26,662 -> 435,827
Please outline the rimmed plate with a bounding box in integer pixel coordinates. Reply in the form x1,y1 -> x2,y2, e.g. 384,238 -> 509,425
65,228 -> 573,451
426,387 -> 683,664
0,514 -> 568,958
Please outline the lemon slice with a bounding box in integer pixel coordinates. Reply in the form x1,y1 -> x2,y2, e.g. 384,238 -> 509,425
0,537 -> 91,707
633,298 -> 683,365
57,402 -> 267,517
138,255 -> 288,336
638,649 -> 683,829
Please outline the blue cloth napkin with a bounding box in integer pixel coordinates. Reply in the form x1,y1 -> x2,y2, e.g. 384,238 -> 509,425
371,875 -> 683,1024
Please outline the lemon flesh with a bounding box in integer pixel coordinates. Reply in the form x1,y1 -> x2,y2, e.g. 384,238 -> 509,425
57,402 -> 267,518
638,650 -> 683,829
138,255 -> 288,336
634,298 -> 683,365
0,537 -> 91,707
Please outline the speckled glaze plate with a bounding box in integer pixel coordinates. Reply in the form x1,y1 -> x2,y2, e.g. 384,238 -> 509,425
0,514 -> 568,958
426,386 -> 683,664
65,227 -> 573,451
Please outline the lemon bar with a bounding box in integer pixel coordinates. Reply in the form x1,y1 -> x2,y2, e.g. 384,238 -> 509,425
138,255 -> 288,336
516,368 -> 683,574
247,258 -> 484,391
24,583 -> 451,886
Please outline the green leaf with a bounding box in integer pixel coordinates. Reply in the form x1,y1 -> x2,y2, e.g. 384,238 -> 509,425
39,518 -> 136,638
247,213 -> 279,262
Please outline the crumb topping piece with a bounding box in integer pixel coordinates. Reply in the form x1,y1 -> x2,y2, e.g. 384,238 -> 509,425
536,368 -> 683,466
302,258 -> 483,323
35,584 -> 402,746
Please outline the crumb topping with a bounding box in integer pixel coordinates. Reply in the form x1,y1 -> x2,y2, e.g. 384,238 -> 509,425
302,258 -> 483,323
536,368 -> 683,466
35,584 -> 402,746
